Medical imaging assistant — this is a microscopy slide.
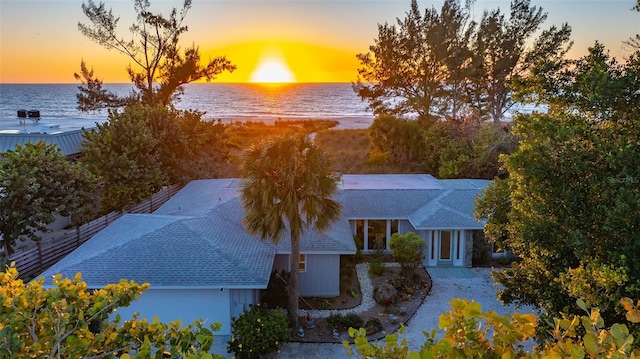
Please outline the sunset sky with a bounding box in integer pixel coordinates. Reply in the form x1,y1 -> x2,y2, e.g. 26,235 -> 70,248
1,0 -> 638,83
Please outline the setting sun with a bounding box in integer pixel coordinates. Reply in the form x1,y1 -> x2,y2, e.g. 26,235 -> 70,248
250,57 -> 296,83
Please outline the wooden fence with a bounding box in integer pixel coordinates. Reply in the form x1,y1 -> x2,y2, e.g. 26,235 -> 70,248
9,185 -> 182,279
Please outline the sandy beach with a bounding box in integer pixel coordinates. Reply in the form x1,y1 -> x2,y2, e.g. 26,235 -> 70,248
214,115 -> 375,130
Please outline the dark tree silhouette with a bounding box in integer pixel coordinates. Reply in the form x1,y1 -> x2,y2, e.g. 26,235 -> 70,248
75,0 -> 235,111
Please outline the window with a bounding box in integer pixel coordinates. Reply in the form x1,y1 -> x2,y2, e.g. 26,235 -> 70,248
390,220 -> 399,236
299,254 -> 307,272
355,220 -> 364,250
430,231 -> 435,260
367,220 -> 387,250
456,231 -> 461,260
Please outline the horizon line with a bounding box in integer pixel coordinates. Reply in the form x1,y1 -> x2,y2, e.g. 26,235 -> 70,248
0,81 -> 356,85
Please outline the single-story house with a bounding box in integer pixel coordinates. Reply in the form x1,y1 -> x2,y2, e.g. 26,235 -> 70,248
39,174 -> 488,335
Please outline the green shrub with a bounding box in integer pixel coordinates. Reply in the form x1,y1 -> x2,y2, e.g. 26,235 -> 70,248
389,232 -> 425,275
227,304 -> 289,359
369,256 -> 386,276
327,312 -> 364,331
342,313 -> 365,329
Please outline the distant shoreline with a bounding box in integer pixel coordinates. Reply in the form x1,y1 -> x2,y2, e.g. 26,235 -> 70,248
211,115 -> 375,130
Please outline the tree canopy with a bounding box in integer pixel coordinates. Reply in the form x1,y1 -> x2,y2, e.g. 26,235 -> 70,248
75,0 -> 235,111
240,134 -> 342,326
81,104 -> 229,213
0,142 -> 95,259
354,0 -> 572,125
0,266 -> 223,358
475,43 -> 640,331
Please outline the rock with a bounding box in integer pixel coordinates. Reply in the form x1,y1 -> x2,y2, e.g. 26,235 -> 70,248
388,276 -> 404,290
373,282 -> 399,305
364,318 -> 383,336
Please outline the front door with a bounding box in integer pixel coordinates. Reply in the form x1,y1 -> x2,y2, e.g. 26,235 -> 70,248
437,230 -> 453,265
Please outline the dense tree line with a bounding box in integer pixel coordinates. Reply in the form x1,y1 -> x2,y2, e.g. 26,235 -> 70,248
82,104 -> 230,214
355,0 -> 571,125
476,41 -> 640,337
356,0 -> 571,178
367,114 -> 517,179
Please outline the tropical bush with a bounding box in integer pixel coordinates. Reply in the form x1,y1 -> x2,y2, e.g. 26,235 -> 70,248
389,232 -> 426,276
227,304 -> 289,359
344,298 -> 640,358
0,266 -> 222,358
327,312 -> 364,331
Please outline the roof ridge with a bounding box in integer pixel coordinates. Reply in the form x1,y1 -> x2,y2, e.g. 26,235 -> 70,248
48,215 -> 179,269
178,217 -> 275,284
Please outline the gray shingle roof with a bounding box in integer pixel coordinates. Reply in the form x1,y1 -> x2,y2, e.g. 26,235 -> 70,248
40,214 -> 275,289
40,174 -> 488,289
340,189 -> 443,218
158,178 -> 356,255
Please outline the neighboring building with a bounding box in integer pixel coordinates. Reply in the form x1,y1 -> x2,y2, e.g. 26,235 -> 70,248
0,116 -> 101,159
38,174 -> 488,335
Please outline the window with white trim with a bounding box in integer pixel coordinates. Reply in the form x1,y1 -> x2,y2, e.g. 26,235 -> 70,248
299,254 -> 307,272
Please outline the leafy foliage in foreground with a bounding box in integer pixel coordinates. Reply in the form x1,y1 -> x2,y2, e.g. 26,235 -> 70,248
0,266 -> 222,358
344,298 -> 640,358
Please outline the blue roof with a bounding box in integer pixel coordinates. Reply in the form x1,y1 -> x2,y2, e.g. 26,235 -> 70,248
341,175 -> 489,229
40,214 -> 275,289
39,174 -> 488,289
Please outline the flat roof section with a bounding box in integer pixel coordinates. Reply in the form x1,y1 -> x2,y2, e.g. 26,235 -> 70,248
0,117 -> 106,156
340,174 -> 444,190
0,117 -> 103,134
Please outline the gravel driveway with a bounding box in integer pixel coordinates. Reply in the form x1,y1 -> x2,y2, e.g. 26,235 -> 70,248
273,267 -> 537,359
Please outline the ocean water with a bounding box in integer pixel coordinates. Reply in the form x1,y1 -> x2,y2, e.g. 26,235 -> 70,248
0,83 -> 374,126
0,83 -> 544,130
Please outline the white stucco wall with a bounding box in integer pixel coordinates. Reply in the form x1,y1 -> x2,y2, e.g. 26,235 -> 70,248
112,288 -> 232,335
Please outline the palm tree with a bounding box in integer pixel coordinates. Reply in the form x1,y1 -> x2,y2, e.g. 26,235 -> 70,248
240,134 -> 342,326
